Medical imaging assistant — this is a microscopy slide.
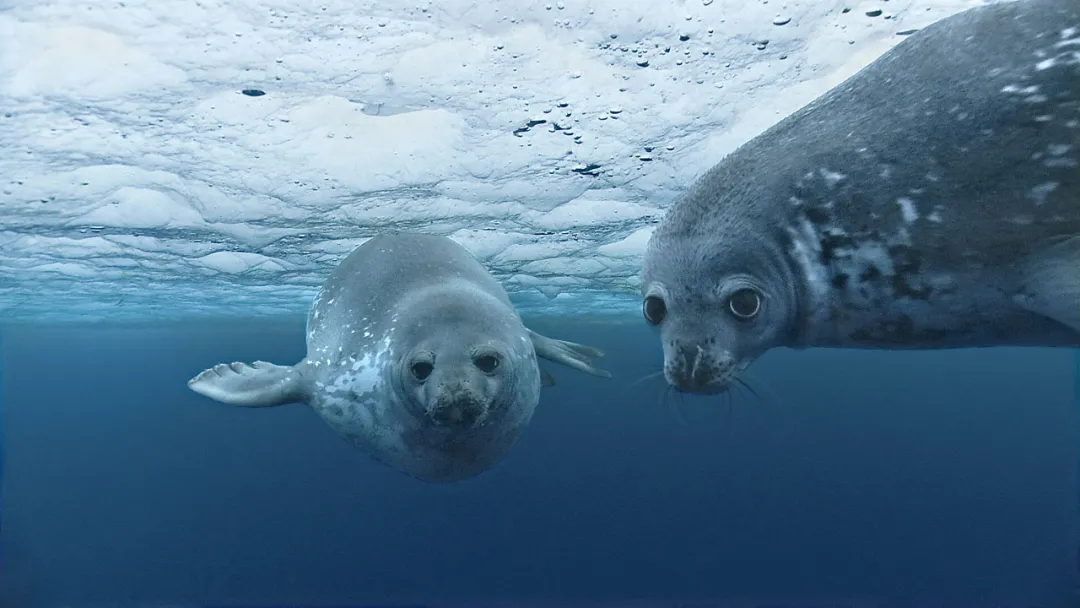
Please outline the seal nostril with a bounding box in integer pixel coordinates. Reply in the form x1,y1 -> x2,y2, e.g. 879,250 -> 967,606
691,365 -> 713,385
667,344 -> 722,392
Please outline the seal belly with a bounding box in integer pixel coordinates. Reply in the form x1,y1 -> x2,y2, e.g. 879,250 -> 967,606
786,211 -> 1080,348
814,277 -> 1078,348
308,335 -> 413,463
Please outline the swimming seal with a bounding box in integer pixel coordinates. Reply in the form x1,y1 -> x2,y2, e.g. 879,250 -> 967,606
188,233 -> 610,482
640,0 -> 1079,393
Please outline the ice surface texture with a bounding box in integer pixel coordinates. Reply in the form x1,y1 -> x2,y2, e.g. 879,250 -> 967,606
0,0 -> 978,323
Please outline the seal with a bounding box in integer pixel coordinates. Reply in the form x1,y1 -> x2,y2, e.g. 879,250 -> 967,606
188,233 -> 611,482
640,0 -> 1080,394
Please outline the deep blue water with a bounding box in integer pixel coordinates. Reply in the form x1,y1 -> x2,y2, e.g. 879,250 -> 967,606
0,317 -> 1077,607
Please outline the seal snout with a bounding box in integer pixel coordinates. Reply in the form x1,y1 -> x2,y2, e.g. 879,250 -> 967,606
426,386 -> 489,428
665,342 -> 735,394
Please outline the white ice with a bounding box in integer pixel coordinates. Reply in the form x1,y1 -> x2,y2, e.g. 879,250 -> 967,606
0,0 -> 980,324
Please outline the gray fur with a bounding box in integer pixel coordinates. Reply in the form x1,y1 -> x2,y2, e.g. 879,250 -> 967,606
641,0 -> 1080,393
189,233 -> 609,482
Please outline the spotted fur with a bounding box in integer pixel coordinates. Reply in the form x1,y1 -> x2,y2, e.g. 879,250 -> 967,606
642,0 -> 1080,393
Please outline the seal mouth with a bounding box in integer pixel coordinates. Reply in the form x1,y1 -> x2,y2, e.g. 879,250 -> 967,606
665,371 -> 733,395
425,396 -> 489,429
664,345 -> 743,394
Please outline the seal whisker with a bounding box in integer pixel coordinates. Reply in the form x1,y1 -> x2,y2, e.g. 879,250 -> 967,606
616,367 -> 665,404
737,371 -> 786,414
628,369 -> 666,388
673,389 -> 691,427
732,376 -> 763,408
736,373 -> 796,436
659,384 -> 689,427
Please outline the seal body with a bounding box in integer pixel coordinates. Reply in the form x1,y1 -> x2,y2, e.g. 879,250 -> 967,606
641,0 -> 1080,393
189,233 -> 609,482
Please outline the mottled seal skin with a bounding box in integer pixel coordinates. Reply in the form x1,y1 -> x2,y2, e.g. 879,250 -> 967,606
188,233 -> 610,482
641,0 -> 1080,394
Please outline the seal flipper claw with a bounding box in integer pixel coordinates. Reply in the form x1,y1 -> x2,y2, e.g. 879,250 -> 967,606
526,329 -> 611,379
1014,236 -> 1080,334
187,360 -> 307,407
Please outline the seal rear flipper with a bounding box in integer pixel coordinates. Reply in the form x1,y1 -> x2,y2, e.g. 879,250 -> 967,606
1014,235 -> 1080,334
187,361 -> 307,407
526,329 -> 612,379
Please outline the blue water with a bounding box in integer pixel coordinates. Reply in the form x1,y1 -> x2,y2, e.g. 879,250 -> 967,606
0,318 -> 1077,607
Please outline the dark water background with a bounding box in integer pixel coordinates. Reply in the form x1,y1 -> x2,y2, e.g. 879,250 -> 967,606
0,317 -> 1077,607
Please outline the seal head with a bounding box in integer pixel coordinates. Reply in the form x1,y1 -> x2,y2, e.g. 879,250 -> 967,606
367,282 -> 544,482
642,191 -> 805,394
400,336 -> 509,429
393,287 -> 528,430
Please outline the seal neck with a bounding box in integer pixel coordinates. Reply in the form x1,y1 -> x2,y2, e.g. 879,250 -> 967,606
779,214 -> 837,348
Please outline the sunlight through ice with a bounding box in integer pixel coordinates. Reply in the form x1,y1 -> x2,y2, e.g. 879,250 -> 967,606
0,0 -> 980,323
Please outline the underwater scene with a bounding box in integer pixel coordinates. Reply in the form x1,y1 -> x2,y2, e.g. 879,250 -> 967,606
0,320 -> 1077,606
1,0 -> 1079,606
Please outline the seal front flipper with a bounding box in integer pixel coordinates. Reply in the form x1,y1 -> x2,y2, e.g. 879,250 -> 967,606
1014,235 -> 1080,335
526,329 -> 611,379
187,361 -> 308,407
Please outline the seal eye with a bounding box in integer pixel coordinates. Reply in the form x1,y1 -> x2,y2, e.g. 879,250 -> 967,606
727,288 -> 762,320
410,361 -> 433,381
474,354 -> 500,373
642,295 -> 666,326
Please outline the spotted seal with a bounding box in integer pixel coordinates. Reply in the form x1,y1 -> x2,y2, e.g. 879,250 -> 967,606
640,0 -> 1079,393
188,233 -> 610,482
